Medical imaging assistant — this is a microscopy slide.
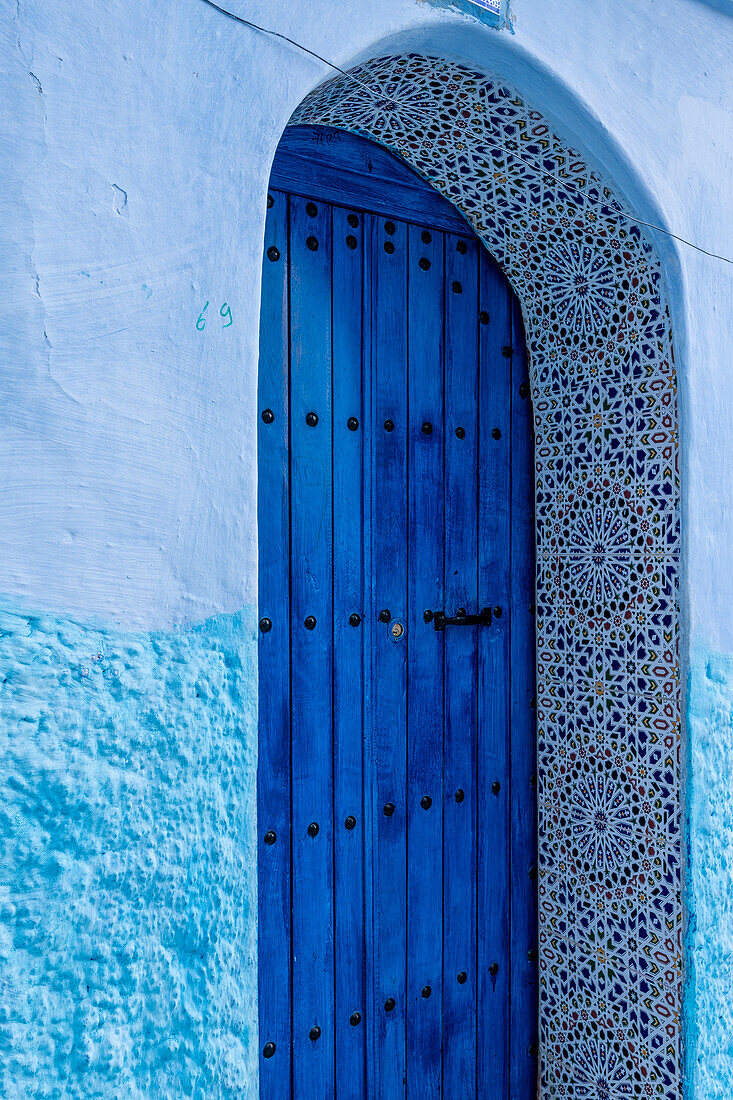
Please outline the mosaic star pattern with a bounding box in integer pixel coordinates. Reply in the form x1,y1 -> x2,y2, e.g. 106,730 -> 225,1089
293,53 -> 681,1099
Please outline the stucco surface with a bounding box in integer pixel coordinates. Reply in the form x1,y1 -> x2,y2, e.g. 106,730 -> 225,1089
0,602 -> 258,1098
1,0 -> 732,1094
686,648 -> 733,1099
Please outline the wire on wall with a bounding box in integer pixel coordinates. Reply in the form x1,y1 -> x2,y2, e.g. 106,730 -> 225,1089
198,0 -> 732,266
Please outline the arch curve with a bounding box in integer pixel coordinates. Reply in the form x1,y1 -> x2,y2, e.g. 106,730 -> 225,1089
291,54 -> 681,1097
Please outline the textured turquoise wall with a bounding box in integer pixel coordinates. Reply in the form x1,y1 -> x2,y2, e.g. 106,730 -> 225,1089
687,649 -> 733,1099
0,601 -> 258,1097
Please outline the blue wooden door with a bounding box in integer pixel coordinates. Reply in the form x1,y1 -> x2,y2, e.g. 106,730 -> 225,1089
257,127 -> 537,1099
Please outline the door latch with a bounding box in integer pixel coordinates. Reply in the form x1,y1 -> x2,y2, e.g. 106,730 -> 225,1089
428,607 -> 493,631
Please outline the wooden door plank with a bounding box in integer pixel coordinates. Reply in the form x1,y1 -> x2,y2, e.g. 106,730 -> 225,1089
442,231 -> 480,1099
332,204 -> 367,1099
270,127 -> 472,235
289,194 -> 335,1099
509,296 -> 539,1096
370,213 -> 409,1098
476,253 -> 513,1096
257,188 -> 292,1099
362,219 -> 378,1099
406,223 -> 445,1100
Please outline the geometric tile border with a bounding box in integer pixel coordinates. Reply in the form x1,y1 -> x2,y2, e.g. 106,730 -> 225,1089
293,53 -> 681,1099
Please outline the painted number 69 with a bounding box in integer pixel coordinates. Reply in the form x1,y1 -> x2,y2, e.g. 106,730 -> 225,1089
196,300 -> 233,330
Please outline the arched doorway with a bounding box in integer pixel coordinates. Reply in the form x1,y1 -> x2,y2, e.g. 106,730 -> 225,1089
257,127 -> 538,1097
257,52 -> 682,1100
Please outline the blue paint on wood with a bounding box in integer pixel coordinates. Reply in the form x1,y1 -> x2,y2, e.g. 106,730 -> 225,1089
476,254 -> 513,1094
332,204 -> 368,1100
257,189 -> 292,1097
289,194 -> 336,1097
257,129 -> 537,1097
442,229 -> 481,1096
406,220 -> 444,1099
270,127 -> 472,236
371,211 -> 410,1096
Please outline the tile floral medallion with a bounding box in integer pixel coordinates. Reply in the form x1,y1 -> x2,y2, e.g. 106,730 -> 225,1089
293,53 -> 681,1099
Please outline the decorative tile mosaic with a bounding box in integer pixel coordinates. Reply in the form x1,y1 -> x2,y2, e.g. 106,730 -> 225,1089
292,53 -> 681,1099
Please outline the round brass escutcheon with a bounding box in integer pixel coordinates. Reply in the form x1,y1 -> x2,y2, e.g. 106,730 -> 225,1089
390,621 -> 404,640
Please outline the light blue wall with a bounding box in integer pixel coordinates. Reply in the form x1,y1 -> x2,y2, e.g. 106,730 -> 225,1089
686,648 -> 733,1098
0,600 -> 258,1097
1,0 -> 731,1094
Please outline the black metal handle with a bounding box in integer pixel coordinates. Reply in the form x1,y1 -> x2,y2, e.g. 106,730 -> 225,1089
431,607 -> 492,632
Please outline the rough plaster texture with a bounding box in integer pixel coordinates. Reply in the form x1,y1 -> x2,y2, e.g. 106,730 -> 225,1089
1,0 -> 732,1094
686,648 -> 733,1099
0,602 -> 258,1097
